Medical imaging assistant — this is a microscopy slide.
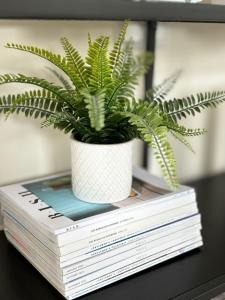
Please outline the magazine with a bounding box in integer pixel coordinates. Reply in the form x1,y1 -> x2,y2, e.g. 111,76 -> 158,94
68,240 -> 202,300
1,167 -> 202,300
3,212 -> 201,279
0,168 -> 196,245
2,199 -> 198,257
5,228 -> 202,299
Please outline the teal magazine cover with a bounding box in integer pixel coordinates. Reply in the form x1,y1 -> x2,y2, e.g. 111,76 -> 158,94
23,176 -> 162,222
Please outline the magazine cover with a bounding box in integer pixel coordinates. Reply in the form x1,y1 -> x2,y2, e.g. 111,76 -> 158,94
22,172 -> 165,221
0,167 -> 195,236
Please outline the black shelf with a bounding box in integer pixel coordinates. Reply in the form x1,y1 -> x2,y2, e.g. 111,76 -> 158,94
1,0 -> 225,22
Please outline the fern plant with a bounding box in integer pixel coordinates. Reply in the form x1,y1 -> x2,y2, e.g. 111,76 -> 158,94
0,21 -> 225,190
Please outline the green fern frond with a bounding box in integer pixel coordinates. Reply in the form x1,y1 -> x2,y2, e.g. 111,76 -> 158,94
107,44 -> 152,107
41,111 -> 89,134
164,118 -> 207,136
41,113 -> 63,128
88,33 -> 92,47
114,43 -> 153,82
46,67 -> 73,91
170,130 -> 195,153
122,101 -> 179,189
5,43 -> 79,89
161,91 -> 225,122
81,88 -> 105,131
124,103 -> 162,144
0,74 -> 74,108
107,79 -> 135,107
41,114 -> 74,133
60,37 -> 88,89
0,90 -> 61,119
111,97 -> 135,114
151,127 -> 178,190
86,36 -> 111,90
146,70 -> 181,103
129,52 -> 153,82
110,20 -> 129,78
173,126 -> 206,137
110,40 -> 133,80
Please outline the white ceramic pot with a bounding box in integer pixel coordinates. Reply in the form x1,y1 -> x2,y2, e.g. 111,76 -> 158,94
71,138 -> 133,204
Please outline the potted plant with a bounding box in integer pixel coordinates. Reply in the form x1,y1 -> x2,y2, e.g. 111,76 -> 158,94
0,21 -> 225,203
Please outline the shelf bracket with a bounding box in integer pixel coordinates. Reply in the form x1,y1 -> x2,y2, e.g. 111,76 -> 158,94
143,21 -> 157,169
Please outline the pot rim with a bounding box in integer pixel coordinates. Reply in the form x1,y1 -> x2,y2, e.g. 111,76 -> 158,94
70,135 -> 134,147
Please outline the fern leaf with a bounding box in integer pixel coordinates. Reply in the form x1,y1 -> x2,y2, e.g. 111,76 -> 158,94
60,37 -> 88,89
164,118 -> 207,136
46,67 -> 73,91
81,88 -> 105,131
41,113 -> 74,133
107,79 -> 134,107
86,36 -> 111,90
151,127 -> 178,190
107,42 -> 152,107
88,33 -> 92,47
161,91 -> 225,122
41,111 -> 88,134
4,42 -> 81,89
109,20 -> 129,78
110,40 -> 133,80
146,70 -> 181,103
122,101 -> 179,189
0,90 -> 61,119
129,52 -> 153,81
170,130 -> 195,153
0,74 -> 73,108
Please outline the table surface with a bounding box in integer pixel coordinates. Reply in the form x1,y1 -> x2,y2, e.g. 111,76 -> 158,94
0,172 -> 225,300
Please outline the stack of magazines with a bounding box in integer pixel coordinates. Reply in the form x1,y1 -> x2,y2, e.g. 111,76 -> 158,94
0,167 -> 203,300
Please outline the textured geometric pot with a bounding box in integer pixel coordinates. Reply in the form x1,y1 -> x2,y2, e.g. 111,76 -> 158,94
71,138 -> 133,204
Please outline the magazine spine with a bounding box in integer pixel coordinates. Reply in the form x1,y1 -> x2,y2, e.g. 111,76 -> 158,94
59,203 -> 198,255
1,203 -> 58,252
2,191 -> 196,250
4,231 -> 65,295
67,240 -> 202,300
62,214 -> 201,274
4,223 -> 201,284
63,226 -> 201,283
4,218 -> 60,268
5,227 -> 202,297
3,201 -> 198,257
4,213 -> 201,279
56,192 -> 195,245
64,233 -> 202,292
0,194 -> 57,243
3,210 -> 200,272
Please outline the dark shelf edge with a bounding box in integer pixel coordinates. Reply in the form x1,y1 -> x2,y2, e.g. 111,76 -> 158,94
1,1 -> 225,23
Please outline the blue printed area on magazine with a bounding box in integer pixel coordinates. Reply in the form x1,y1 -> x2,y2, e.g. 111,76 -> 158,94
23,176 -> 117,221
23,175 -> 163,222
